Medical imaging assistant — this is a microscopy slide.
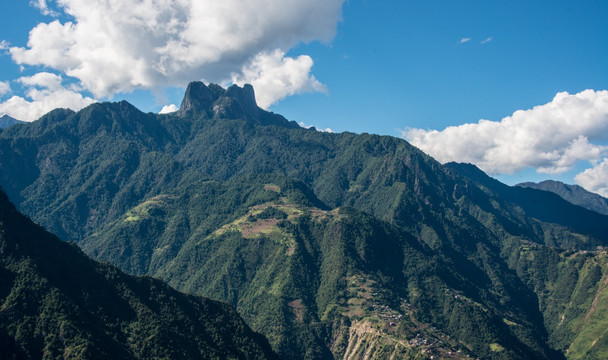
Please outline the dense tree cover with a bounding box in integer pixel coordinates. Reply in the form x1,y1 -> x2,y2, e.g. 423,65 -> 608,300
1,82 -> 608,359
0,188 -> 278,359
100,176 -> 563,360
505,242 -> 608,360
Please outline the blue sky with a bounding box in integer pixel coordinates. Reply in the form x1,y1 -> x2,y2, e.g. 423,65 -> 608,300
277,1 -> 608,131
1,1 -> 608,194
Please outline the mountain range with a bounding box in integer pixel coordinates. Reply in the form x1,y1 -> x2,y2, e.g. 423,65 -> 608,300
517,180 -> 608,216
1,81 -> 608,359
0,115 -> 24,129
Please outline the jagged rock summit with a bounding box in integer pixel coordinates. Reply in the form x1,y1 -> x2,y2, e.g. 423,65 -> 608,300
177,81 -> 299,128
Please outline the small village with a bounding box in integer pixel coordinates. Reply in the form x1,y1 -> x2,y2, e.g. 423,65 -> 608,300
342,274 -> 477,359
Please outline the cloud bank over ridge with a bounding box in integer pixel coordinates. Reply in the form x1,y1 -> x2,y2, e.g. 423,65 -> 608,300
0,72 -> 95,121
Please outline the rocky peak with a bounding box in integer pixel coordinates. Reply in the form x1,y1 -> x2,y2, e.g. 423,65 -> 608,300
177,81 -> 216,117
177,81 -> 299,129
177,81 -> 260,119
225,84 -> 258,115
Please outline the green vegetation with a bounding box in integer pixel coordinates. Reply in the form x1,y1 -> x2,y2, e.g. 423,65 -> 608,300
490,343 -> 506,352
2,82 -> 608,359
0,188 -> 278,359
508,246 -> 608,359
88,178 -> 561,359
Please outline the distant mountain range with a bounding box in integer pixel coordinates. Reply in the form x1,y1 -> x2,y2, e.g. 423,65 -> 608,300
517,180 -> 608,215
0,115 -> 24,129
1,81 -> 608,359
445,162 -> 608,244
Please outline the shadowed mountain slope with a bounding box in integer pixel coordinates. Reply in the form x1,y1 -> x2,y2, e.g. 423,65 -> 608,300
445,162 -> 608,246
0,188 -> 278,360
517,180 -> 608,216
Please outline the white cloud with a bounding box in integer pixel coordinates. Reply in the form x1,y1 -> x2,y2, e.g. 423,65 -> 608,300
231,49 -> 327,108
0,81 -> 10,97
19,72 -> 63,90
459,37 -> 471,44
10,0 -> 344,102
402,90 -> 608,175
575,159 -> 608,197
298,121 -> 333,133
159,104 -> 178,114
481,37 -> 492,44
30,0 -> 59,16
0,72 -> 95,121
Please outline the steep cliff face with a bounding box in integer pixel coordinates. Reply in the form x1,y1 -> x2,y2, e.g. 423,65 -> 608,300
177,81 -> 217,117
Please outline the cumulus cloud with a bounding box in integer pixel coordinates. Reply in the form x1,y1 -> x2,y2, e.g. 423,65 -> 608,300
402,90 -> 608,176
459,37 -> 471,44
231,49 -> 327,108
298,121 -> 333,133
159,104 -> 178,114
10,0 -> 344,102
0,72 -> 95,121
575,159 -> 608,197
0,81 -> 10,97
30,0 -> 59,16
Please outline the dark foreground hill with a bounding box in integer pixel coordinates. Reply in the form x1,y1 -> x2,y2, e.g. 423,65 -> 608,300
517,180 -> 608,215
0,188 -> 277,360
1,81 -> 608,359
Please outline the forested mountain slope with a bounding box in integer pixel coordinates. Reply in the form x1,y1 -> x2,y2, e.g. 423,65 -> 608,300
0,188 -> 277,359
87,174 -> 563,359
